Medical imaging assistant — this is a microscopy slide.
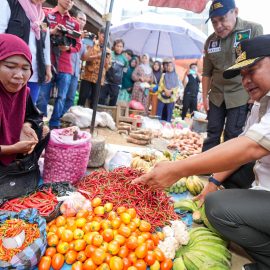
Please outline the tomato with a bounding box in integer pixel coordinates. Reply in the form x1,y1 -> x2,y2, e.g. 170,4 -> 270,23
94,206 -> 105,216
48,220 -> 56,227
126,236 -> 138,250
156,232 -> 164,241
154,248 -> 165,262
133,218 -> 141,228
144,251 -> 156,266
83,223 -> 93,234
111,218 -> 121,229
101,220 -> 112,230
38,256 -> 51,270
97,263 -> 110,270
74,228 -> 85,240
47,234 -> 59,247
135,244 -> 147,259
76,209 -> 90,218
150,234 -> 160,246
108,240 -> 120,255
61,229 -> 74,242
118,246 -> 129,258
108,211 -> 118,221
126,208 -> 137,219
92,248 -> 106,265
91,221 -> 101,232
116,206 -> 126,215
45,247 -> 57,257
160,258 -> 173,270
118,226 -> 131,238
66,218 -> 77,231
76,218 -> 87,228
150,261 -> 160,270
56,226 -> 66,239
114,234 -> 126,246
127,252 -> 137,265
100,241 -> 108,252
83,258 -> 97,270
85,244 -> 96,258
77,251 -> 87,262
65,250 -> 78,264
93,216 -> 103,223
72,261 -> 83,270
104,202 -> 113,213
51,253 -> 65,270
74,239 -> 87,251
120,213 -> 131,225
145,239 -> 155,251
141,232 -> 151,240
92,197 -> 102,208
102,229 -> 114,242
104,253 -> 113,264
122,257 -> 131,270
139,221 -> 151,232
56,216 -> 66,227
128,222 -> 137,232
56,241 -> 69,254
137,236 -> 146,246
109,256 -> 124,270
92,234 -> 103,247
127,267 -> 137,270
134,259 -> 147,270
84,232 -> 95,245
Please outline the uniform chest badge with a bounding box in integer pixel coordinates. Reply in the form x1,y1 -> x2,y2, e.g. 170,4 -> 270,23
234,29 -> 251,47
208,39 -> 221,53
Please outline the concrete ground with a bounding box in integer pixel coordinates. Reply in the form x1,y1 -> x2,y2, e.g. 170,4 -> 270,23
94,127 -> 252,269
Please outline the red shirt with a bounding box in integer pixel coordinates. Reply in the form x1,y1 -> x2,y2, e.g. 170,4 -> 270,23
44,7 -> 81,74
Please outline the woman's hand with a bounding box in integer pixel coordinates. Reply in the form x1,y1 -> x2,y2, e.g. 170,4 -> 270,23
42,125 -> 50,140
132,161 -> 180,190
193,182 -> 218,207
45,65 -> 52,83
13,141 -> 37,155
20,123 -> 38,143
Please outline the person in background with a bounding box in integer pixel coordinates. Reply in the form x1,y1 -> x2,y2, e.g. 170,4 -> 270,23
123,49 -> 133,62
0,0 -> 52,104
150,60 -> 162,116
118,57 -> 138,104
99,38 -> 129,106
62,10 -> 86,115
0,34 -> 49,168
79,27 -> 110,108
162,58 -> 170,73
202,0 -> 263,152
131,54 -> 154,115
181,63 -> 201,119
133,35 -> 270,270
157,60 -> 180,122
36,0 -> 81,129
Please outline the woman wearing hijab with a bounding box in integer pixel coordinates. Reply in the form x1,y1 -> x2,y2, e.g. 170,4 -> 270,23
0,34 -> 49,169
131,54 -> 154,114
157,60 -> 180,122
0,0 -> 52,104
150,60 -> 162,115
118,57 -> 138,104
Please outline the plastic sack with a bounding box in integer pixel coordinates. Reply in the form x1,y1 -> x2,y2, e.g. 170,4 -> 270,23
108,151 -> 132,171
0,209 -> 46,270
129,100 -> 145,111
43,127 -> 91,184
57,191 -> 91,217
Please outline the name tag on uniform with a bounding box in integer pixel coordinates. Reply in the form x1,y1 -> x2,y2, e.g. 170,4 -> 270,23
208,39 -> 221,53
234,29 -> 251,47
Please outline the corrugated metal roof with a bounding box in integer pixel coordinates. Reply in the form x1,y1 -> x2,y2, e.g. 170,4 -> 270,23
84,0 -> 106,14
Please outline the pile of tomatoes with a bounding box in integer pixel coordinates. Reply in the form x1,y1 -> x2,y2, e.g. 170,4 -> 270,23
38,197 -> 173,270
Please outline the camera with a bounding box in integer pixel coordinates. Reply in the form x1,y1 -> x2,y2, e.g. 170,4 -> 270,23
51,25 -> 81,47
82,31 -> 96,47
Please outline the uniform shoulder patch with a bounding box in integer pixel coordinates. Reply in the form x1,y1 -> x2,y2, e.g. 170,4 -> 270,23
234,29 -> 251,47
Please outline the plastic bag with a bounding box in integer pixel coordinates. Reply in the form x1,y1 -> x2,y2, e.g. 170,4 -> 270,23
0,209 -> 46,270
108,151 -> 132,171
58,192 -> 92,217
129,100 -> 145,111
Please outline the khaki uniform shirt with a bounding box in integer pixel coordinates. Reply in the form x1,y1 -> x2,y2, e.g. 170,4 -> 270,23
242,93 -> 270,189
81,41 -> 108,85
203,18 -> 263,109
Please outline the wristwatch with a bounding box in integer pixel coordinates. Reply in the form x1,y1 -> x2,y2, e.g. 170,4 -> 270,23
208,175 -> 222,186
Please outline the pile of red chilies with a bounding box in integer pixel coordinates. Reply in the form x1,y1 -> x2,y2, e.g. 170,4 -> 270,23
0,188 -> 58,216
76,167 -> 179,230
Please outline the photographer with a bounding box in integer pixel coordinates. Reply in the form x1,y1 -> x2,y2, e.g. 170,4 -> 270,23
78,27 -> 111,109
62,11 -> 86,115
37,0 -> 81,129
